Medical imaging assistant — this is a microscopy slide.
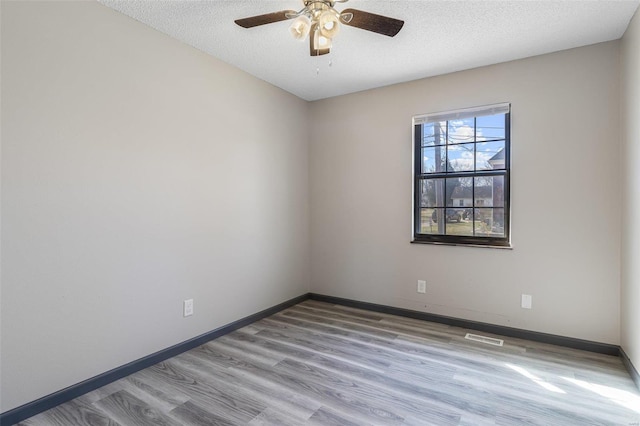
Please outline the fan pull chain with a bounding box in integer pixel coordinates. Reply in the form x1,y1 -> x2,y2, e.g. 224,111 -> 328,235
316,59 -> 333,76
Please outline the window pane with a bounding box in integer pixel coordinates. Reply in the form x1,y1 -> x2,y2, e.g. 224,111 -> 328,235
419,178 -> 445,207
419,208 -> 444,234
448,118 -> 475,144
474,208 -> 506,237
445,209 -> 474,236
447,143 -> 475,172
474,175 -> 505,208
476,114 -> 505,141
422,122 -> 446,146
448,177 -> 472,207
474,208 -> 492,235
421,147 -> 446,173
422,123 -> 435,146
474,176 -> 494,207
476,141 -> 505,170
435,122 -> 447,145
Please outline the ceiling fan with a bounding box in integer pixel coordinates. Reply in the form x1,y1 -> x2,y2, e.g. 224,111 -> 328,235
235,0 -> 404,56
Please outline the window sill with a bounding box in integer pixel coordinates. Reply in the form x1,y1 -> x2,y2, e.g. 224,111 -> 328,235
410,240 -> 513,249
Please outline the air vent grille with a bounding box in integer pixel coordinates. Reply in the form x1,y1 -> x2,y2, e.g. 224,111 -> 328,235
464,333 -> 504,347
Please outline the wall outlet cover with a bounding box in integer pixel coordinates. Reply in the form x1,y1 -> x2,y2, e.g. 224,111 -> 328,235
183,299 -> 194,317
521,294 -> 532,309
417,280 -> 427,294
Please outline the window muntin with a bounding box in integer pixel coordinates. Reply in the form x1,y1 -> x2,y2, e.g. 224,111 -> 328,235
413,104 -> 510,247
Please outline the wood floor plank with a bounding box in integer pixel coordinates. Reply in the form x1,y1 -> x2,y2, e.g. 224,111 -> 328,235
307,407 -> 376,426
207,334 -> 287,368
285,305 -> 455,345
224,326 -> 391,376
298,301 -> 386,322
280,310 -> 401,340
17,399 -> 121,426
273,357 -> 466,424
174,351 -> 318,422
168,400 -> 237,426
92,390 -> 179,426
445,370 -> 628,425
260,317 -> 506,381
140,360 -> 265,424
256,320 -> 397,365
16,300 -> 640,426
223,354 -> 408,424
120,374 -> 191,414
247,407 -> 311,426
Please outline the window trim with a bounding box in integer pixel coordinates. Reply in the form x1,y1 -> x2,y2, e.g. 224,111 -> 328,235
411,103 -> 511,248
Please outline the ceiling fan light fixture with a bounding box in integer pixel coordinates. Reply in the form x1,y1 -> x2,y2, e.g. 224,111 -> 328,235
235,0 -> 405,57
318,9 -> 340,38
289,15 -> 311,40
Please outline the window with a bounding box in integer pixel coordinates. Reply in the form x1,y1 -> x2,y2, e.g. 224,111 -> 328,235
412,103 -> 510,247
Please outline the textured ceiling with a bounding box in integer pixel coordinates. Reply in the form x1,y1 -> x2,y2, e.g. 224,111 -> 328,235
99,0 -> 639,101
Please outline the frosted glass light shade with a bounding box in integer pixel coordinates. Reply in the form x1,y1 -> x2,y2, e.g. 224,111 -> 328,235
318,10 -> 340,38
289,15 -> 311,40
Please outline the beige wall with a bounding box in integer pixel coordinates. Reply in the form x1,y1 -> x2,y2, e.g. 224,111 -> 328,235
0,1 -> 309,412
621,9 -> 640,372
309,42 -> 621,344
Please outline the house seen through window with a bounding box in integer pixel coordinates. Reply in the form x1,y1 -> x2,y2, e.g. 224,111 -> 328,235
412,103 -> 510,247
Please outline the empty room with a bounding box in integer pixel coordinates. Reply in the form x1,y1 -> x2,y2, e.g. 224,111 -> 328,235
2,0 -> 640,424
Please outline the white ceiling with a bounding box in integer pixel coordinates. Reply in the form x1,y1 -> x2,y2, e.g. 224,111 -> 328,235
99,0 -> 639,101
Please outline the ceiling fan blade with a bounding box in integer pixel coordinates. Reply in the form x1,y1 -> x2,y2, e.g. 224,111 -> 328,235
235,10 -> 296,28
339,8 -> 404,37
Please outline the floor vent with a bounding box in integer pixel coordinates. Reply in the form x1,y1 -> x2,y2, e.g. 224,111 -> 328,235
464,333 -> 504,347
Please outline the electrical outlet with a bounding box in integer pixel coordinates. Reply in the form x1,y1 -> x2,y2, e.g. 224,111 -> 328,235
417,280 -> 427,294
183,299 -> 194,317
521,294 -> 532,309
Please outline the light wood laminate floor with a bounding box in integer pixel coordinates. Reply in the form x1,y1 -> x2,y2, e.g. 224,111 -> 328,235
18,300 -> 640,425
